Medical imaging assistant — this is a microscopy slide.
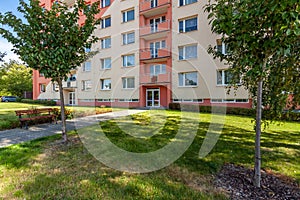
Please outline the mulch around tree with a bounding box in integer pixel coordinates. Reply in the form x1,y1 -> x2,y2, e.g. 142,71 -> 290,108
215,163 -> 300,200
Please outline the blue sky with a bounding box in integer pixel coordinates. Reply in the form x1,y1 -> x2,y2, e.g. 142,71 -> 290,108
0,0 -> 29,62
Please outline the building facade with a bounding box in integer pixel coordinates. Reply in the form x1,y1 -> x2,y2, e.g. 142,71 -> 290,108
33,0 -> 252,108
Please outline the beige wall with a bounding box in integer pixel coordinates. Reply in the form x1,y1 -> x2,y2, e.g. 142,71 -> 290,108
76,0 -> 140,101
171,0 -> 249,100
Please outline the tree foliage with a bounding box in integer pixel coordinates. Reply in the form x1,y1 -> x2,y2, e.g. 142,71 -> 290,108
0,60 -> 32,97
0,0 -> 101,142
0,52 -> 5,62
205,0 -> 299,187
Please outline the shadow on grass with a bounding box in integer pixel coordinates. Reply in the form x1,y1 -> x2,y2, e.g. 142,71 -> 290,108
0,135 -> 60,169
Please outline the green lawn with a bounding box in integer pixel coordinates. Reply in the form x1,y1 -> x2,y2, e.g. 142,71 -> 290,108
0,110 -> 299,199
0,102 -> 115,130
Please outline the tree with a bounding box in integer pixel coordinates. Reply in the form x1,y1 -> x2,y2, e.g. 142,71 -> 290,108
204,0 -> 299,187
0,60 -> 32,97
0,52 -> 5,62
0,0 -> 100,142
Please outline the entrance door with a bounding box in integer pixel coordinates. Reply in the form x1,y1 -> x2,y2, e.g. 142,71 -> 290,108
68,92 -> 75,105
146,89 -> 160,107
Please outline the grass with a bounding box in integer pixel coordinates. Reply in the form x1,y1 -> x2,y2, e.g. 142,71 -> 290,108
0,110 -> 299,199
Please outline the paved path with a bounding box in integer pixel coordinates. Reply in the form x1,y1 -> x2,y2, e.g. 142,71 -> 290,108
0,109 -> 146,148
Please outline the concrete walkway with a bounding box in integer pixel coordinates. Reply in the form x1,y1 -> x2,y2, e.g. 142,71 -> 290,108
0,109 -> 146,148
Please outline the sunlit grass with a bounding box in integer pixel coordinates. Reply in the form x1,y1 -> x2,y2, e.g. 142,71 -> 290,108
0,110 -> 299,199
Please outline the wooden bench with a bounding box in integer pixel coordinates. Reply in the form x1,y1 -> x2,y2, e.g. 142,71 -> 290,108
15,108 -> 57,129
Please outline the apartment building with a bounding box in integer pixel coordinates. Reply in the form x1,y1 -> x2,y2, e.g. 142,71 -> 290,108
33,0 -> 252,108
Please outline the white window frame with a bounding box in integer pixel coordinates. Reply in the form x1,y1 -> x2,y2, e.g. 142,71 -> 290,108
40,84 -> 46,92
122,9 -> 134,23
101,0 -> 110,8
101,57 -> 111,70
122,54 -> 135,67
101,37 -> 111,49
179,44 -> 197,60
83,61 -> 91,72
122,32 -> 135,45
179,0 -> 197,6
178,72 -> 198,87
179,16 -> 198,33
217,70 -> 240,86
150,64 -> 166,76
82,80 -> 92,91
101,16 -> 111,28
101,79 -> 111,90
122,77 -> 135,89
211,99 -> 249,103
216,39 -> 228,55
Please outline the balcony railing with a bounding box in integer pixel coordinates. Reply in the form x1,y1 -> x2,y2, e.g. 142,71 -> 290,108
140,72 -> 171,84
140,20 -> 170,36
140,0 -> 171,13
62,81 -> 77,88
140,47 -> 171,60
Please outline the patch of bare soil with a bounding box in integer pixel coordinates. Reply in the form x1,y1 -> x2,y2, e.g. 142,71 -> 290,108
215,163 -> 300,200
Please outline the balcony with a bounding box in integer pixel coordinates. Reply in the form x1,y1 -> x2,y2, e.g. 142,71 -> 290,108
140,48 -> 171,63
140,20 -> 170,40
140,0 -> 171,17
62,81 -> 77,89
61,0 -> 75,7
140,73 -> 171,84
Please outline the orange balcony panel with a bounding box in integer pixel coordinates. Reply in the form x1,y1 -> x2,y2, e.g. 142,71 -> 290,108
140,48 -> 171,61
140,20 -> 170,36
140,73 -> 171,84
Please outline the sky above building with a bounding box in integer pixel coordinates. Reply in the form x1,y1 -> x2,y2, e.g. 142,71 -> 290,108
0,0 -> 29,62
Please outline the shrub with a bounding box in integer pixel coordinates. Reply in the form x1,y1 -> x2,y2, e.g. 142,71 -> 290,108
21,99 -> 57,106
168,103 -> 256,117
53,108 -> 74,120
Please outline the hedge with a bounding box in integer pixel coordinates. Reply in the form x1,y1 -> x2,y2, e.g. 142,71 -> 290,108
20,99 -> 57,106
169,103 -> 300,122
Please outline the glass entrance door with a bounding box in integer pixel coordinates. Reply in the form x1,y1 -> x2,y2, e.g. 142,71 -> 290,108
146,89 -> 160,107
69,92 -> 75,105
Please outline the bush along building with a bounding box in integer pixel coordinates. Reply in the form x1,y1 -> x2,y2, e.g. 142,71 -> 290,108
33,0 -> 252,108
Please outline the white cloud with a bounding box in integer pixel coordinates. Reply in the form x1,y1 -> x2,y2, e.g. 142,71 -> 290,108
0,38 -> 21,63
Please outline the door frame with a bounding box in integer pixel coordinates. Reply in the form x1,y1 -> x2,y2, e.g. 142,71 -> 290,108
146,88 -> 160,107
68,92 -> 76,106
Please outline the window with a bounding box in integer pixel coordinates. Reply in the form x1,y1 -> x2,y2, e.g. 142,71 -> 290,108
179,17 -> 197,32
122,54 -> 135,67
39,73 -> 44,77
101,79 -> 111,90
217,70 -> 240,85
178,72 -> 197,86
179,0 -> 197,6
85,47 -> 91,53
179,44 -> 197,60
216,39 -> 228,55
101,37 -> 111,49
122,77 -> 135,89
122,32 -> 135,45
211,99 -> 248,103
83,61 -> 91,71
119,99 -> 139,102
52,83 -> 59,92
101,16 -> 111,28
151,0 -> 158,8
173,99 -> 203,103
101,0 -> 110,7
97,99 -> 115,102
150,64 -> 166,76
101,58 -> 111,69
150,40 -> 166,58
122,9 -> 134,22
82,80 -> 92,91
40,84 -> 46,92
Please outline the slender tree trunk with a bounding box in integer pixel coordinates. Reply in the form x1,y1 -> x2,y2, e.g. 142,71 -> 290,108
254,77 -> 263,188
57,78 -> 68,143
